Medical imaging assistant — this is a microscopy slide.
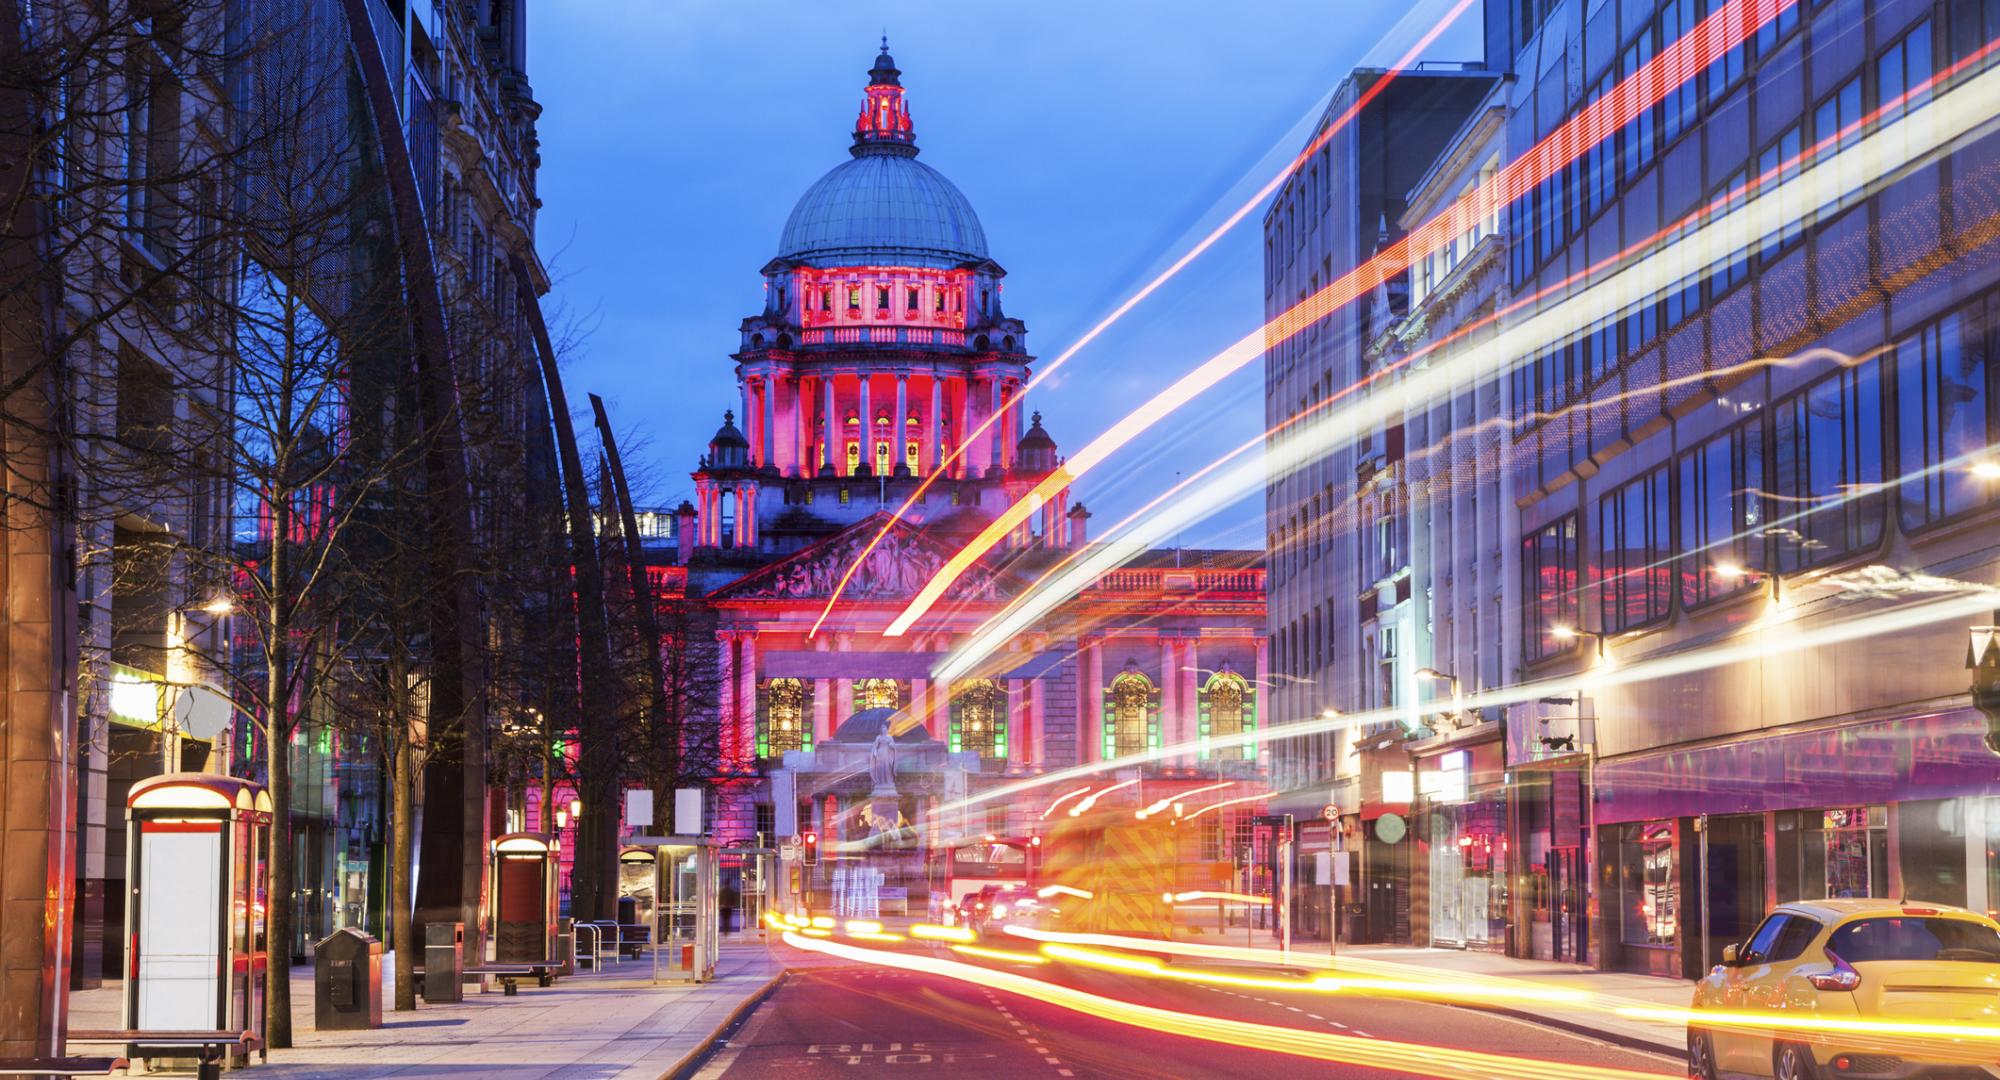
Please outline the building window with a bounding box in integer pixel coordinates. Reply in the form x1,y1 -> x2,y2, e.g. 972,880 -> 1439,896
1770,356 -> 1886,572
1596,465 -> 1671,633
948,679 -> 1007,760
758,678 -> 812,759
1813,75 -> 1865,210
855,678 -> 902,712
1198,668 -> 1255,760
1102,666 -> 1157,760
1615,821 -> 1678,947
847,285 -> 861,311
846,441 -> 861,473
905,438 -> 920,475
1677,417 -> 1767,608
876,285 -> 891,312
875,439 -> 892,475
1777,806 -> 1889,901
1895,303 -> 1995,531
1522,515 -> 1578,662
1757,125 -> 1804,262
906,285 -> 920,312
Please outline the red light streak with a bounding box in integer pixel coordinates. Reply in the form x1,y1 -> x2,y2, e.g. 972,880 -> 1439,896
1038,785 -> 1092,819
804,0 -> 1482,640
885,0 -> 1795,638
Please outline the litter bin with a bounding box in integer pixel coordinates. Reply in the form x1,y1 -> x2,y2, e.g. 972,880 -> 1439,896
422,921 -> 464,1004
315,929 -> 382,1030
556,918 -> 575,977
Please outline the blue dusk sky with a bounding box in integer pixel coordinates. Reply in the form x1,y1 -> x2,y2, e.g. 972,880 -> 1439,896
528,2 -> 1482,549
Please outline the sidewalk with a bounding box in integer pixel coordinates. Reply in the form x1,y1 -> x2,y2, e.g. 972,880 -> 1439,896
66,937 -> 833,1079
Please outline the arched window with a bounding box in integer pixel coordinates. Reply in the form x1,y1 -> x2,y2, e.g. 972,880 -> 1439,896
949,679 -> 1007,760
855,678 -> 902,712
1103,666 -> 1158,760
759,678 -> 812,759
1199,667 -> 1257,760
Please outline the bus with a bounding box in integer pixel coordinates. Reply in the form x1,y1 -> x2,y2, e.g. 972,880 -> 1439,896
926,836 -> 1037,923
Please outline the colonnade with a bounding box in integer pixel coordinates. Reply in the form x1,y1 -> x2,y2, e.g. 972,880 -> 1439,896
738,367 -> 1025,479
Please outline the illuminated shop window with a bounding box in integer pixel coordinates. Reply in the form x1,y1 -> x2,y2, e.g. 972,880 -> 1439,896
855,678 -> 902,712
759,678 -> 812,758
1102,666 -> 1158,760
1198,668 -> 1256,761
949,679 -> 1007,760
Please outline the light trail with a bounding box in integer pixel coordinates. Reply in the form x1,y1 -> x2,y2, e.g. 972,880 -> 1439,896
780,931 -> 1674,1079
910,923 -> 976,943
1164,890 -> 1266,905
1068,777 -> 1139,816
1182,791 -> 1273,820
885,0 -> 1795,639
844,920 -> 884,935
1038,785 -> 1093,819
934,583 -> 2000,819
950,943 -> 1048,965
1136,781 -> 1232,819
935,43 -> 2000,684
1037,884 -> 1094,901
804,0 -> 1484,640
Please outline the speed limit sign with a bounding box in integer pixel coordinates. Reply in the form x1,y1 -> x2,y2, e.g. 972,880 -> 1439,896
1321,804 -> 1339,821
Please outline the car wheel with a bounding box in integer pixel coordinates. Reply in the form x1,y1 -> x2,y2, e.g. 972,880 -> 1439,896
1686,1029 -> 1718,1080
1774,1042 -> 1820,1080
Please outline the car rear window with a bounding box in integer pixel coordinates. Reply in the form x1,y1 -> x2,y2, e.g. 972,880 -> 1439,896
1828,917 -> 2000,963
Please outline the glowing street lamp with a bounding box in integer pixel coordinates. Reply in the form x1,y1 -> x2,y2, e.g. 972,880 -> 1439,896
1970,459 -> 2000,481
1713,560 -> 1781,602
1413,668 -> 1466,728
1549,624 -> 1606,657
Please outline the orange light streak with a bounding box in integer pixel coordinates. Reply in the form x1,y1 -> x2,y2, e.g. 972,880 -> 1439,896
780,932 -> 1673,1079
910,923 -> 977,943
1039,785 -> 1092,819
806,0 -> 1482,641
1182,791 -> 1269,820
1068,777 -> 1139,816
886,0 -> 1795,638
1036,884 -> 1093,901
1136,781 -> 1231,819
1166,890 -> 1267,905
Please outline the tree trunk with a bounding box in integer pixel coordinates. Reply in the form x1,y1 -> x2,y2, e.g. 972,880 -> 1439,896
264,637 -> 293,1048
390,653 -> 417,1011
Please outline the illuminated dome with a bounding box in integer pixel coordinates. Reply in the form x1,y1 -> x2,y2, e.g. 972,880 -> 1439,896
774,42 -> 989,270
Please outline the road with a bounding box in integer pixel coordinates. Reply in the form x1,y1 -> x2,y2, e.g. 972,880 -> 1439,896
692,959 -> 1682,1079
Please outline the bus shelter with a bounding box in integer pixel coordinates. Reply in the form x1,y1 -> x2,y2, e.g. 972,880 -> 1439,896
621,836 -> 718,982
124,774 -> 272,1064
490,833 -> 560,965
617,846 -> 657,928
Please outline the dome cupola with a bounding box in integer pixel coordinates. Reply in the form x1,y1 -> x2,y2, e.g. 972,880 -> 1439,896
1015,411 -> 1058,475
707,410 -> 750,469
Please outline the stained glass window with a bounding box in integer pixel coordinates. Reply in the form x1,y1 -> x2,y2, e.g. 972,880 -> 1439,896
1199,668 -> 1256,760
759,678 -> 812,759
855,678 -> 902,712
1103,667 -> 1158,760
949,679 -> 1007,760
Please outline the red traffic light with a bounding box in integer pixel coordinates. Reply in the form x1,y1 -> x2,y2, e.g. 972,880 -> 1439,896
1029,835 -> 1042,847
803,832 -> 817,845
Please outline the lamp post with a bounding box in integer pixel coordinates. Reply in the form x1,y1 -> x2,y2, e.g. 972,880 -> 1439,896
1549,623 -> 1606,657
1968,622 -> 2000,755
1413,668 -> 1462,728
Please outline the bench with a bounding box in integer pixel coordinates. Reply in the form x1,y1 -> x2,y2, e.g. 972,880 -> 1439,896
69,1029 -> 261,1080
0,1057 -> 126,1077
461,963 -> 540,994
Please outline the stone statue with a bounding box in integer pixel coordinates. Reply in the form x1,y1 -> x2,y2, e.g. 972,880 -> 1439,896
869,728 -> 898,793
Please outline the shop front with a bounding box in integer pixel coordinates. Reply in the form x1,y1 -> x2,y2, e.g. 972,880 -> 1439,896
1351,741 -> 1416,944
1593,706 -> 2000,978
1414,731 -> 1506,952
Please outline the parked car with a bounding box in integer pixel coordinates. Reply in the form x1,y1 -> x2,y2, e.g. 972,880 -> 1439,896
1687,898 -> 2000,1080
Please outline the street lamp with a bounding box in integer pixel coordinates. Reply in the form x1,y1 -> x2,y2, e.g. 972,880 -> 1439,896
1970,459 -> 2000,481
1713,559 -> 1781,602
1413,668 -> 1465,728
1549,623 -> 1606,656
1967,623 -> 2000,755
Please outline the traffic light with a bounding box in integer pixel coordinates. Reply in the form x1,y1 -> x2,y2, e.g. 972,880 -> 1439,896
802,831 -> 819,865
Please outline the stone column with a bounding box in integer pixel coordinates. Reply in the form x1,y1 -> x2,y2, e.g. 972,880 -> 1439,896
738,633 -> 759,768
824,376 -> 839,475
893,374 -> 909,474
760,375 -> 776,467
1028,677 -> 1046,769
1082,637 -> 1103,763
1005,680 -> 1025,767
1183,637 -> 1201,763
910,676 -> 928,738
1253,634 -> 1271,771
717,632 -> 738,765
857,375 -> 874,472
929,375 -> 944,475
988,377 -> 1005,475
794,376 -> 810,477
813,679 -> 832,744
1159,635 -> 1178,758
835,679 -> 853,728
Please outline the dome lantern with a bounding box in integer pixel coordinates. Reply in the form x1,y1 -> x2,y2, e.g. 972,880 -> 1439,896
707,410 -> 750,470
854,37 -> 916,157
